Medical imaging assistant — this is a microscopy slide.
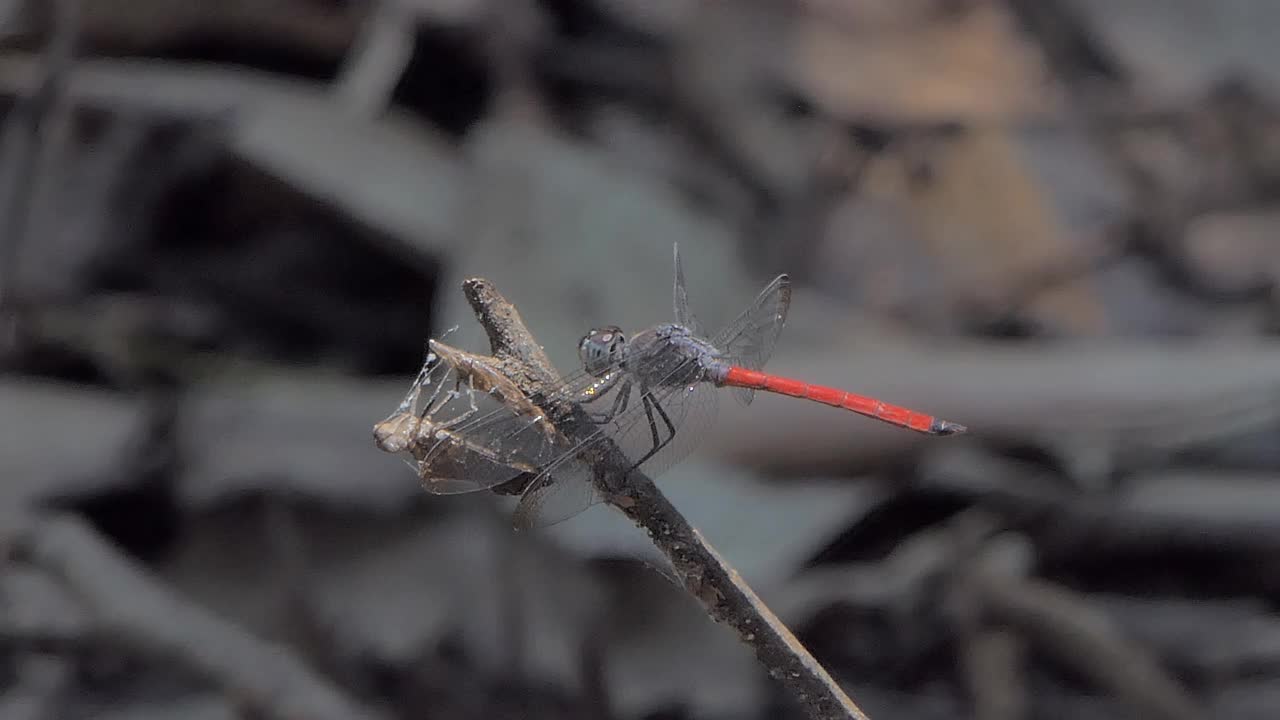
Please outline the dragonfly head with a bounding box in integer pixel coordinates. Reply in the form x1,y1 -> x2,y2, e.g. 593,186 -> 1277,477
579,326 -> 626,376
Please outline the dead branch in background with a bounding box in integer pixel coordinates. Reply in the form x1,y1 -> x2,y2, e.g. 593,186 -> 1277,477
333,0 -> 415,118
402,277 -> 873,720
0,0 -> 78,312
2,512 -> 386,720
977,575 -> 1205,720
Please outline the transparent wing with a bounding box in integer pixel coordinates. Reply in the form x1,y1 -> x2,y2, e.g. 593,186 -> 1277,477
509,358 -> 720,529
512,462 -> 604,531
389,329 -> 722,527
711,273 -> 792,405
611,378 -> 719,480
395,347 -> 629,495
672,243 -> 705,336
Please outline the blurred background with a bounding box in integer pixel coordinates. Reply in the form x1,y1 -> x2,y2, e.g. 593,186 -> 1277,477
3,0 -> 1280,718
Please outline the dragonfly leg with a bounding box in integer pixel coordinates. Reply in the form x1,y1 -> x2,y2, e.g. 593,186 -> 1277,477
633,389 -> 677,468
585,379 -> 631,424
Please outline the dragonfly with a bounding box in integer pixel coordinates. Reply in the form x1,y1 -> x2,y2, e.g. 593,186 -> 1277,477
374,245 -> 965,529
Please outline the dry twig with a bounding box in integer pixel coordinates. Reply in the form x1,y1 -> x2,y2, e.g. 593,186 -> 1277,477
392,276 -> 871,720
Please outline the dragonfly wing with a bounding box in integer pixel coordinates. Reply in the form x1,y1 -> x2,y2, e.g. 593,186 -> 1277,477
672,243 -> 705,337
414,430 -> 541,495
508,352 -> 720,528
609,377 -> 719,479
559,358 -> 720,480
511,460 -> 604,530
509,384 -> 717,528
392,321 -> 722,525
399,354 -> 609,494
711,273 -> 791,405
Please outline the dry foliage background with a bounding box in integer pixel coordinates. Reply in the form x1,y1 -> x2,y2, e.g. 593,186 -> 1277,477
3,1 -> 1280,719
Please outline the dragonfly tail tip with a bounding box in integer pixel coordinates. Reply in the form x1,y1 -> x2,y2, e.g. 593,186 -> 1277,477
929,419 -> 967,436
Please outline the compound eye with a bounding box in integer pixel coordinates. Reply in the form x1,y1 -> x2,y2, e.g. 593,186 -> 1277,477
578,327 -> 625,375
578,330 -> 605,372
601,329 -> 626,356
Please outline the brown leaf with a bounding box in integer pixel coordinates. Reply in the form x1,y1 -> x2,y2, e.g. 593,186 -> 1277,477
790,2 -> 1059,123
855,126 -> 1119,335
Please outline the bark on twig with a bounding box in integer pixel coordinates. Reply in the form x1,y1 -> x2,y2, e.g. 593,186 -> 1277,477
453,277 -> 870,720
462,278 -> 560,389
2,513 -> 385,720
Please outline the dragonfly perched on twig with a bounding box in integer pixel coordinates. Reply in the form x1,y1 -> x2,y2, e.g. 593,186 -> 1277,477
375,245 -> 965,529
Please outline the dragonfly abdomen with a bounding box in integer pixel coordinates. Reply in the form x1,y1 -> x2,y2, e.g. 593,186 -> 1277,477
718,366 -> 964,436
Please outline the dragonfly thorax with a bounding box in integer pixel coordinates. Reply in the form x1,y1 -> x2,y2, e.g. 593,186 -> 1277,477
625,323 -> 722,388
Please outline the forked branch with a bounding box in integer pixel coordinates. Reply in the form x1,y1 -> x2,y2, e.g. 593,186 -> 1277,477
450,277 -> 871,720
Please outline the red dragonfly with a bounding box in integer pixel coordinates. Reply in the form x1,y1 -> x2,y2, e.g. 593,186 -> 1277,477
376,245 -> 965,529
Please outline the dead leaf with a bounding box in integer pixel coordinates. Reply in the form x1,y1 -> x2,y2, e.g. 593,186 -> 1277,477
790,2 -> 1059,123
858,125 -> 1119,335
